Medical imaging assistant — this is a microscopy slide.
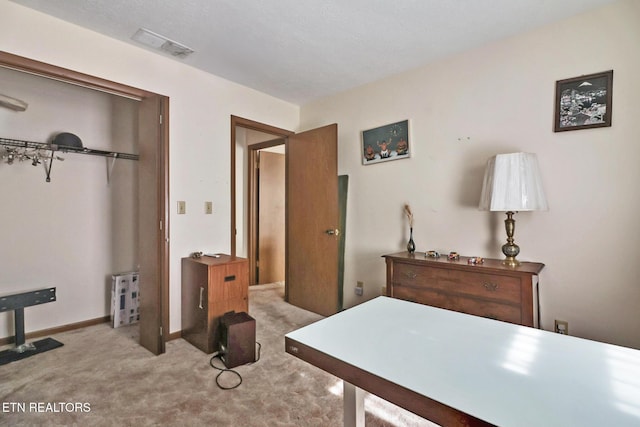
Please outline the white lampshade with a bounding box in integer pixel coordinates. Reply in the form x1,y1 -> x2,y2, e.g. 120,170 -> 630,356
479,152 -> 548,212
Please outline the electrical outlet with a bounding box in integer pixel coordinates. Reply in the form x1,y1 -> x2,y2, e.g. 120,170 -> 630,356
381,286 -> 387,295
555,320 -> 568,335
205,201 -> 213,214
355,281 -> 364,296
177,201 -> 186,214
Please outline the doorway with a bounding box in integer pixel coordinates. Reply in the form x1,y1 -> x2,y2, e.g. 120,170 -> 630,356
255,147 -> 286,285
231,116 -> 292,286
231,117 -> 342,317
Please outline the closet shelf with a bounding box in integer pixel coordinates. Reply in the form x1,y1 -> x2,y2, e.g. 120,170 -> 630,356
0,137 -> 139,161
1,136 -> 138,182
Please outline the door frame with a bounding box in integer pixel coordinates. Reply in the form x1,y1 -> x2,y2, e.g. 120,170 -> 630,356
0,51 -> 170,354
230,116 -> 293,286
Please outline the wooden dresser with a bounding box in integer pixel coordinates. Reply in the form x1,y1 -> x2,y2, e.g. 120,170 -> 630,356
181,255 -> 249,353
383,252 -> 544,327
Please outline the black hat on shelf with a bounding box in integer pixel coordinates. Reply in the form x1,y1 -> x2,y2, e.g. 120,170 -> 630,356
53,132 -> 83,149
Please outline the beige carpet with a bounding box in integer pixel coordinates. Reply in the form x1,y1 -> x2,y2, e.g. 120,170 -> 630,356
0,283 -> 435,426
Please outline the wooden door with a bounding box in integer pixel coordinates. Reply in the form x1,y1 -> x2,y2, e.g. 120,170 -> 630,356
138,94 -> 169,355
286,124 -> 340,316
258,151 -> 285,284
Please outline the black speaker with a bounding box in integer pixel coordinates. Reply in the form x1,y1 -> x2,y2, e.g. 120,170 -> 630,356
219,311 -> 256,368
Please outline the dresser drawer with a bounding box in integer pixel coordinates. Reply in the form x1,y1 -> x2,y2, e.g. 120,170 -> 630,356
393,262 -> 442,286
394,262 -> 522,305
384,252 -> 544,327
439,270 -> 521,305
393,285 -> 522,324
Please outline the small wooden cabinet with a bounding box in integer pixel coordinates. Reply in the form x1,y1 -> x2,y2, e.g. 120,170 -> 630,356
383,252 -> 544,327
181,255 -> 249,353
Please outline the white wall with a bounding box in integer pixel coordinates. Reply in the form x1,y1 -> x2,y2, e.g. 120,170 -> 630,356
300,0 -> 640,348
0,2 -> 299,335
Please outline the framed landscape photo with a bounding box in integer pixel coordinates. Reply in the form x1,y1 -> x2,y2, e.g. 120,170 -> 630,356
362,120 -> 410,165
554,70 -> 613,132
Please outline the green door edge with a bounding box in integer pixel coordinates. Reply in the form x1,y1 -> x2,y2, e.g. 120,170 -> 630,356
338,175 -> 348,311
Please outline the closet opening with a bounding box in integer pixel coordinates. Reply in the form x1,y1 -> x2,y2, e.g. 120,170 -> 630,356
0,51 -> 168,356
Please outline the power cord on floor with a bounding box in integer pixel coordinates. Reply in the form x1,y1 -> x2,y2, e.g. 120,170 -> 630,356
209,341 -> 262,390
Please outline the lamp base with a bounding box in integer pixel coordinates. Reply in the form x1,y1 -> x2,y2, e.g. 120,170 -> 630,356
502,256 -> 521,268
501,212 -> 521,268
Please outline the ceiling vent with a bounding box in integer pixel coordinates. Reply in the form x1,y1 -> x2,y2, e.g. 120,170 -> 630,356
131,28 -> 194,58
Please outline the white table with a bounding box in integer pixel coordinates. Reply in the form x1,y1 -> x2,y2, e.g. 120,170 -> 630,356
285,296 -> 640,427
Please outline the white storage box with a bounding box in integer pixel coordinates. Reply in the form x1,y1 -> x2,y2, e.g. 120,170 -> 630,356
110,272 -> 140,328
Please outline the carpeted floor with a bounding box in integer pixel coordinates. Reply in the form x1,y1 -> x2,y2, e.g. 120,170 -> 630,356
0,283 -> 435,426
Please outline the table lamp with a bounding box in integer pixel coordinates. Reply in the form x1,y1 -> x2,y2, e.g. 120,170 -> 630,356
479,152 -> 548,267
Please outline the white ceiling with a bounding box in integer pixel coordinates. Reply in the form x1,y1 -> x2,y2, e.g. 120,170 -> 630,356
10,0 -> 617,105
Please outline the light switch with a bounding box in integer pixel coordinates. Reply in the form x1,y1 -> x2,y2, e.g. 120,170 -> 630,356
205,201 -> 213,214
177,201 -> 186,214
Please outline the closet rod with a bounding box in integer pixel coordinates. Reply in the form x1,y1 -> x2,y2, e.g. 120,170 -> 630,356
0,137 -> 139,161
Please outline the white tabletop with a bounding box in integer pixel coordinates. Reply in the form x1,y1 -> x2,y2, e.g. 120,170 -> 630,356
286,296 -> 640,426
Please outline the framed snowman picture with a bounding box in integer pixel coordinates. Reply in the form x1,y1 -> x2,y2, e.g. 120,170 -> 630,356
361,120 -> 410,165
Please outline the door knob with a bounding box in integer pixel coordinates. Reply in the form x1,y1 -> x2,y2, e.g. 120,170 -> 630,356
325,228 -> 340,237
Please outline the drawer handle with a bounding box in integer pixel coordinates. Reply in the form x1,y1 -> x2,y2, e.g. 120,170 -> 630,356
483,282 -> 498,292
224,275 -> 236,282
198,286 -> 204,309
403,271 -> 417,280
